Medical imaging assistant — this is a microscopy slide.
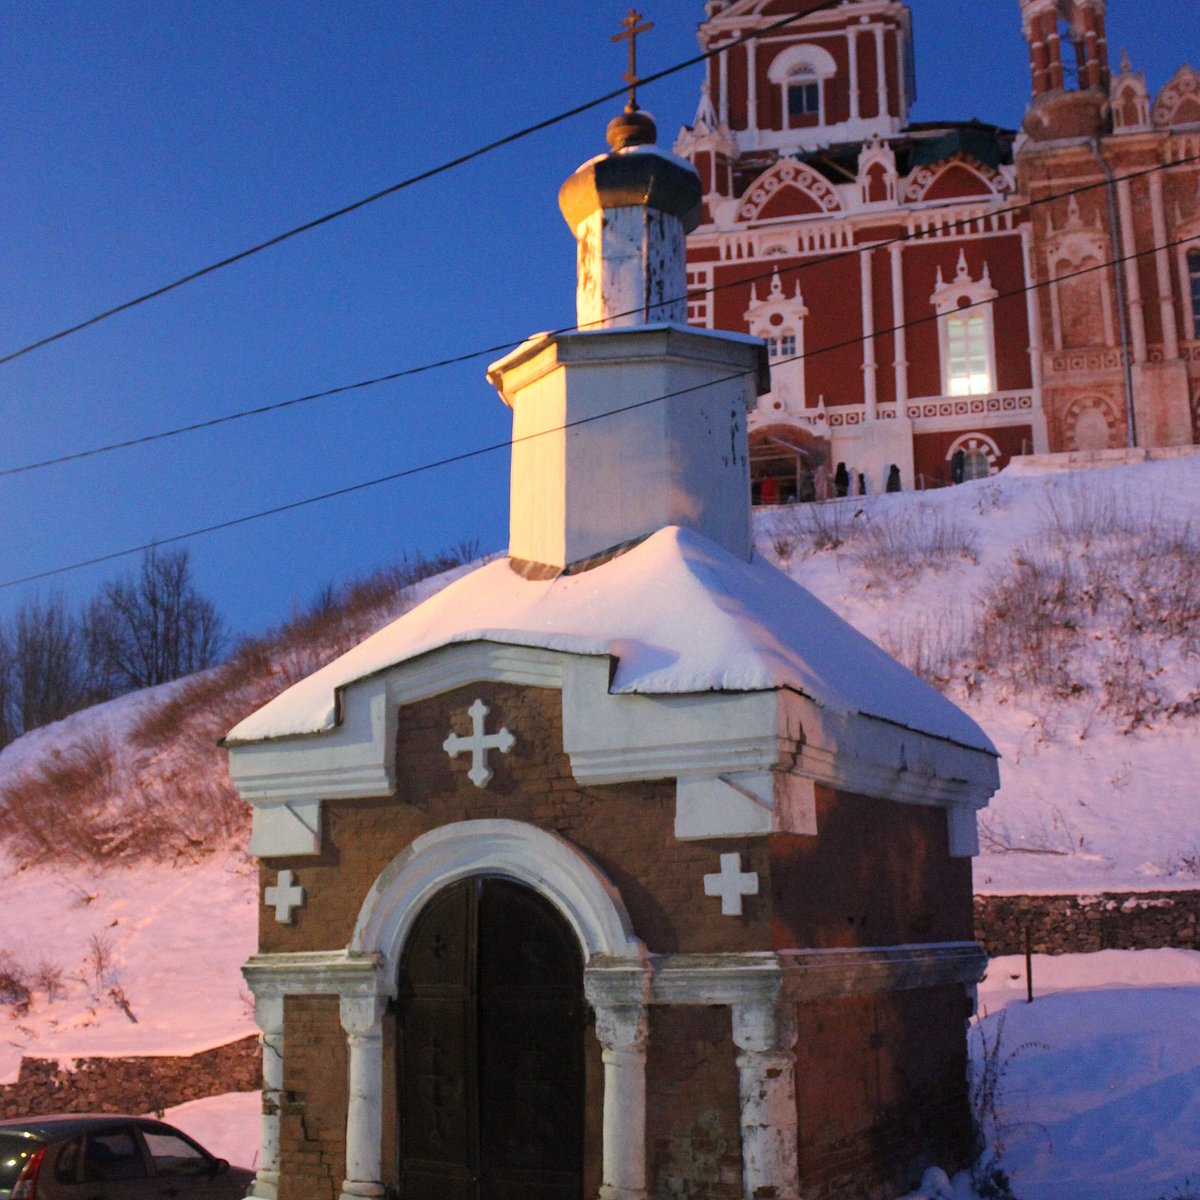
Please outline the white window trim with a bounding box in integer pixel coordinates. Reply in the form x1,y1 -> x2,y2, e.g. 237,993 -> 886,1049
767,43 -> 837,132
931,252 -> 999,398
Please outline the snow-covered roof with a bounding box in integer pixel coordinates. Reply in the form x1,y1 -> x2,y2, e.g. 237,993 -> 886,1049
225,525 -> 996,755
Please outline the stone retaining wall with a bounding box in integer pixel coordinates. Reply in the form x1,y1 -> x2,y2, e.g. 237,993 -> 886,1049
974,891 -> 1200,957
0,1034 -> 260,1119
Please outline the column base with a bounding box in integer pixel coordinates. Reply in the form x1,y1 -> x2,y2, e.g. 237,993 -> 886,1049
339,1182 -> 387,1199
246,1171 -> 280,1200
599,1186 -> 648,1200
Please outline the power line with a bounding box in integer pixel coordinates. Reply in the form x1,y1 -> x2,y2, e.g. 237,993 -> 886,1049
2,232 -> 1188,591
0,1 -> 842,371
3,152 -> 1193,481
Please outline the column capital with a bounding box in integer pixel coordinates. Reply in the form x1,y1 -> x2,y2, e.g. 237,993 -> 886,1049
731,998 -> 796,1055
594,1002 -> 648,1053
339,993 -> 388,1039
253,995 -> 285,1038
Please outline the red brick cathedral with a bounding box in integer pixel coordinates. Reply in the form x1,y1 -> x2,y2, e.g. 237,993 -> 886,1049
674,0 -> 1200,499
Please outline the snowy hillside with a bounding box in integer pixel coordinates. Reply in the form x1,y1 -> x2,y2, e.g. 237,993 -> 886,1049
758,452 -> 1200,895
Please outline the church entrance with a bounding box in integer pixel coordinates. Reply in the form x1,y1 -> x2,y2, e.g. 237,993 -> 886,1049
397,876 -> 586,1200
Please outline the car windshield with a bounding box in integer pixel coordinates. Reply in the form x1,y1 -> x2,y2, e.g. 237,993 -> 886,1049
0,1133 -> 43,1197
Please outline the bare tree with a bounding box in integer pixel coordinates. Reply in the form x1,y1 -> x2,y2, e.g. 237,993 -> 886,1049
85,547 -> 225,692
0,628 -> 16,748
12,593 -> 88,732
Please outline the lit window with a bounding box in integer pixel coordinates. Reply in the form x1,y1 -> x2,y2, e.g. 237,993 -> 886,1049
1189,249 -> 1200,329
946,312 -> 992,395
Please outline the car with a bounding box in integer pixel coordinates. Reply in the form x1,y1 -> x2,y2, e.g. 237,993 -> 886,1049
0,1113 -> 254,1199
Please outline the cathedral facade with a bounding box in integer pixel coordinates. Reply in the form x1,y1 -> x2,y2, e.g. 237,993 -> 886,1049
674,0 -> 1200,499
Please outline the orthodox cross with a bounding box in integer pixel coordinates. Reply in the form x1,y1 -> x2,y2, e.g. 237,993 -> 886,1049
613,9 -> 654,109
265,869 -> 306,924
703,852 -> 759,916
443,698 -> 516,788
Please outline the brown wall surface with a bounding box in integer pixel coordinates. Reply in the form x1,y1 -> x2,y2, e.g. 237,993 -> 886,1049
647,1005 -> 743,1200
794,987 -> 975,1198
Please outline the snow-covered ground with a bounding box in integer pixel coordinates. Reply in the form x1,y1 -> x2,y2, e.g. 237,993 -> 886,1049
971,948 -> 1200,1200
0,852 -> 257,1084
763,453 -> 1200,895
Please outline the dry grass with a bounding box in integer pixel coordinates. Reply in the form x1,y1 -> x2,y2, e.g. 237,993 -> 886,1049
880,484 -> 1200,732
773,499 -> 977,587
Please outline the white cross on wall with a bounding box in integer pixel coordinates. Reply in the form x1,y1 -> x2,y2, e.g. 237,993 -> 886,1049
443,698 -> 516,789
703,852 -> 759,916
264,869 -> 306,924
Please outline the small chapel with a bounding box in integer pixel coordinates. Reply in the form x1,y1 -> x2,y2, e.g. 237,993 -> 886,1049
226,24 -> 1001,1200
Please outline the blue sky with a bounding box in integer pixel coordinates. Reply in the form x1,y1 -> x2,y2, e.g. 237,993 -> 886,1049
0,1 -> 1188,639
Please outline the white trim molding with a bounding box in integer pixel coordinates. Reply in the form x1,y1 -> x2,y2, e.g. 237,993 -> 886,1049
351,819 -> 645,975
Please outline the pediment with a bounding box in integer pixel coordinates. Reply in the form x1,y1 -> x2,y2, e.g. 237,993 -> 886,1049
904,154 -> 1004,204
1153,65 -> 1200,128
737,159 -> 843,222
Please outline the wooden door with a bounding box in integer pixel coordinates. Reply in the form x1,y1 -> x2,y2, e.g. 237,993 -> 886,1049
398,877 -> 585,1200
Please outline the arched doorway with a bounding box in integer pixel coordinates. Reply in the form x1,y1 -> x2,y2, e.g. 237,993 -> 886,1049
397,876 -> 585,1200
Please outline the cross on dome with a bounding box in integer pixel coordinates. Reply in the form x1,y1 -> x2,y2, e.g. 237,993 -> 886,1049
443,698 -> 516,789
613,9 -> 654,110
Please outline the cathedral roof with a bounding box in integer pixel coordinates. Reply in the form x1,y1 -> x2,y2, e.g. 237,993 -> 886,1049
226,525 -> 995,757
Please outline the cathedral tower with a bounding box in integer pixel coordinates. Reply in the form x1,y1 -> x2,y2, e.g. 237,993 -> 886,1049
1019,0 -> 1112,140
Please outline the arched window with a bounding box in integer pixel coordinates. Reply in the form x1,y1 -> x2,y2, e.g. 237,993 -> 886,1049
767,44 -> 836,131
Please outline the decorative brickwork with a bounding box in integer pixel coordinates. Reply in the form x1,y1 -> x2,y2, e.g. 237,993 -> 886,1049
974,890 -> 1200,956
0,1035 -> 259,1121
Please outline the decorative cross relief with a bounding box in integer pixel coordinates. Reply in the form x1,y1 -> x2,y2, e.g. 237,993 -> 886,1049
264,869 -> 305,924
443,698 -> 515,789
703,852 -> 759,916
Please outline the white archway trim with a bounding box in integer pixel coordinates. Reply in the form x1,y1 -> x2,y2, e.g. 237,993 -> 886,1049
766,43 -> 836,85
351,819 -> 644,980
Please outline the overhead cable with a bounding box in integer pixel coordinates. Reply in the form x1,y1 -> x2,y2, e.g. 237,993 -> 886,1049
3,153 -> 1193,480
1,232 -> 1189,590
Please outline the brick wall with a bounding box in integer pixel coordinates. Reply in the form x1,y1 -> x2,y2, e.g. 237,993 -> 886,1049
794,987 -> 975,1198
0,1035 -> 259,1121
279,995 -> 346,1200
974,890 -> 1200,956
647,1006 -> 742,1200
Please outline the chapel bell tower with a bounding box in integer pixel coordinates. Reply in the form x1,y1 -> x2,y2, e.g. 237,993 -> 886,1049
487,21 -> 768,573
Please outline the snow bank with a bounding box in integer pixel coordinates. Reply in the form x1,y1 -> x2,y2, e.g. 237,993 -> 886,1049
0,852 -> 257,1084
160,1091 -> 260,1170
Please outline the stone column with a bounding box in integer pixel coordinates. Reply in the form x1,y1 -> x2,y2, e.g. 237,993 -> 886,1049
1148,169 -> 1181,360
746,40 -> 758,132
860,247 -> 878,419
889,242 -> 908,407
249,996 -> 285,1200
339,995 -> 389,1200
847,28 -> 861,122
873,24 -> 887,118
594,1002 -> 649,1200
731,1001 -> 799,1200
1117,176 -> 1148,363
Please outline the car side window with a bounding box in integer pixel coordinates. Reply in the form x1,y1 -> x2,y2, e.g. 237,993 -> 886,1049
83,1130 -> 147,1181
142,1130 -> 209,1177
54,1137 -> 81,1183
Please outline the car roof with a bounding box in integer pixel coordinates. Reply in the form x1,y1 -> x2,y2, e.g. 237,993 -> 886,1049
0,1114 -> 166,1140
